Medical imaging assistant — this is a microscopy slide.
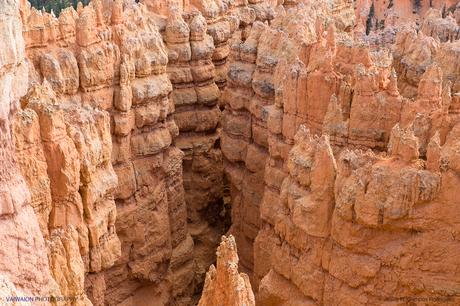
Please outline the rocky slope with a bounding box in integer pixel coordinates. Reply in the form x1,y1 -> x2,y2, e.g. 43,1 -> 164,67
1,0 -> 460,305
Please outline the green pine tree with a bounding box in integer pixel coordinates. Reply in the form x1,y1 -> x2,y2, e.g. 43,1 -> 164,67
366,1 -> 375,35
60,0 -> 72,13
28,0 -> 85,16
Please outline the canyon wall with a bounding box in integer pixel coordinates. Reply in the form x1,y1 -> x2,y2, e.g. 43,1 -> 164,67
0,0 -> 61,301
221,0 -> 356,280
162,6 -> 227,287
2,0 -> 460,305
5,0 -> 272,304
18,0 -> 195,304
144,0 -> 276,287
215,0 -> 460,305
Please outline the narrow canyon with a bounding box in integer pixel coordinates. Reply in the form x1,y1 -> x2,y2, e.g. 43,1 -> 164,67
1,0 -> 460,305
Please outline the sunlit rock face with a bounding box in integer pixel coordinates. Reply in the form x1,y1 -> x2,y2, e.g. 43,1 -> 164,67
6,0 -> 270,304
218,0 -> 460,305
2,0 -> 460,305
17,0 -> 192,304
198,235 -> 255,306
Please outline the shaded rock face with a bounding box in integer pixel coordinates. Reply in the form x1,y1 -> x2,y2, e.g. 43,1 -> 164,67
163,9 -> 225,289
2,0 -> 460,306
148,0 -> 276,290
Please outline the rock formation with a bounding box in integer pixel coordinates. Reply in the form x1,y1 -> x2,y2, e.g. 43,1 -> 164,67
221,0 -> 357,280
163,8 -> 225,287
393,18 -> 460,98
198,235 -> 255,306
1,0 -> 460,305
356,0 -> 459,30
17,0 -> 194,304
0,0 -> 60,302
4,0 -> 273,304
219,0 -> 460,304
16,81 -> 120,304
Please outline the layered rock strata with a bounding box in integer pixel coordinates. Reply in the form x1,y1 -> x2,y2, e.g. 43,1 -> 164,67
143,0 -> 261,290
2,0 -> 460,305
221,0 -> 357,279
12,0 -> 275,303
163,10 -> 225,287
0,0 -> 60,301
18,1 -> 194,304
146,0 -> 275,289
217,1 -> 460,304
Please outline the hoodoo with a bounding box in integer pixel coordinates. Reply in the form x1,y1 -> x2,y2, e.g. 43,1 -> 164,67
1,0 -> 460,305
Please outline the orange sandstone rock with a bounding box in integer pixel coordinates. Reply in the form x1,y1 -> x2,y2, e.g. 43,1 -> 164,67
198,235 -> 255,306
2,0 -> 460,305
0,0 -> 60,302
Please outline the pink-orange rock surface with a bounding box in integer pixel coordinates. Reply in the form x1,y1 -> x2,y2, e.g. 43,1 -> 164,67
0,0 -> 61,302
16,0 -> 195,304
198,235 -> 254,306
1,0 -> 460,305
215,0 -> 460,305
